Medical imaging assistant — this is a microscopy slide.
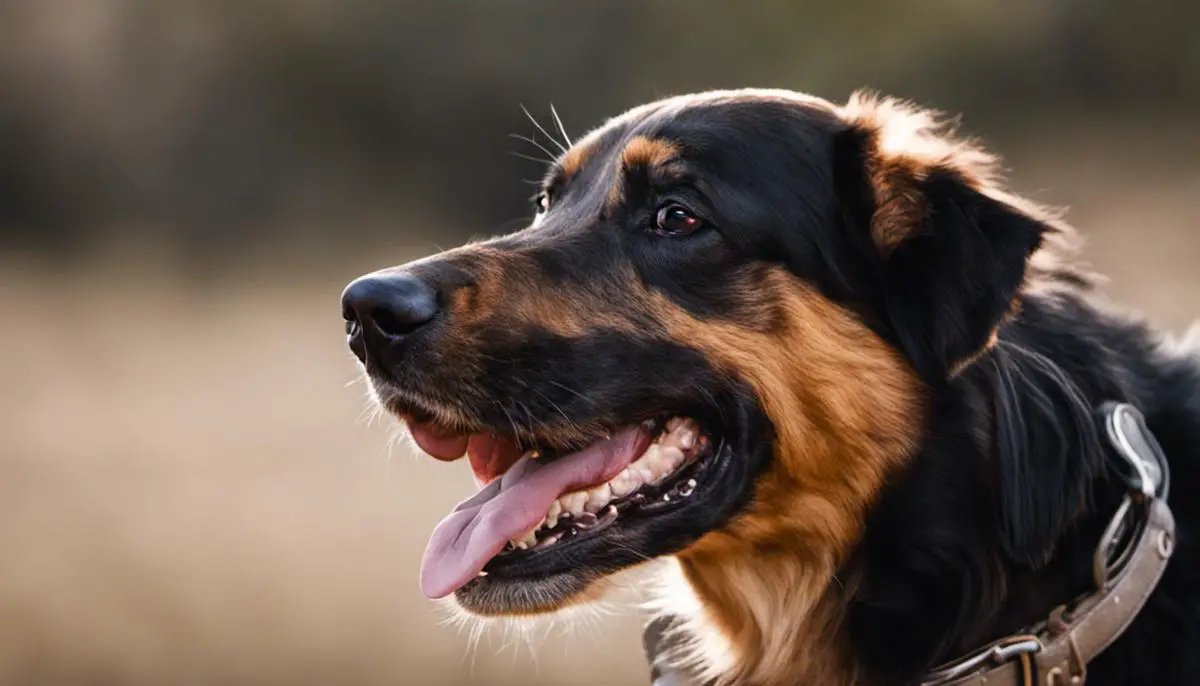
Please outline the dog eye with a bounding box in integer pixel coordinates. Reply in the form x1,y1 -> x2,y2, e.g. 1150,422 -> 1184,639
653,204 -> 703,237
533,192 -> 551,215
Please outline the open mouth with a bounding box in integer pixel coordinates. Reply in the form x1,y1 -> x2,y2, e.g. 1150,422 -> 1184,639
408,414 -> 718,599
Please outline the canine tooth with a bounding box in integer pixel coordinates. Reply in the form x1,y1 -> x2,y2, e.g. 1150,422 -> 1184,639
679,478 -> 697,497
574,512 -> 599,528
666,417 -> 684,432
663,493 -> 672,502
545,500 -> 562,529
585,483 -> 613,513
477,571 -> 488,577
561,491 -> 588,516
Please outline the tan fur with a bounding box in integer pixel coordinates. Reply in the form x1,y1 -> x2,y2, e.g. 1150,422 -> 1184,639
646,268 -> 923,685
560,139 -> 595,179
438,245 -> 639,339
840,91 -> 1090,290
401,88 -> 1095,684
607,136 -> 680,208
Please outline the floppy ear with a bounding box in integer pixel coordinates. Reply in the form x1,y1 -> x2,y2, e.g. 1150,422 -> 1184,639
833,93 -> 1049,381
834,94 -> 1102,565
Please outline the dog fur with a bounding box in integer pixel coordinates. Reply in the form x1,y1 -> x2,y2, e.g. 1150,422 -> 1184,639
345,89 -> 1200,685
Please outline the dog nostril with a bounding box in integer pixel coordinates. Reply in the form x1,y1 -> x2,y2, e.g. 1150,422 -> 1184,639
340,271 -> 440,347
369,306 -> 425,338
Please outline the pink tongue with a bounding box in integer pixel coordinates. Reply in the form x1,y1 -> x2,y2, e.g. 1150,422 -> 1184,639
419,425 -> 649,599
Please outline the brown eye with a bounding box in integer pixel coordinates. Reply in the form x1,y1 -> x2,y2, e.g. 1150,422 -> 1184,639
654,204 -> 703,236
533,192 -> 550,215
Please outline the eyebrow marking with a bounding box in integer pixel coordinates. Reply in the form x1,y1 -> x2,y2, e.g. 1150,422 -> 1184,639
606,136 -> 680,208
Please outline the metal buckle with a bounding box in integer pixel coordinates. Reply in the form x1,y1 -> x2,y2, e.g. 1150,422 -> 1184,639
1102,403 -> 1166,500
921,635 -> 1043,685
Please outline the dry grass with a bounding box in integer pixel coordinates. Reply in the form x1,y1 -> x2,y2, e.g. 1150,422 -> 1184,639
0,135 -> 1195,686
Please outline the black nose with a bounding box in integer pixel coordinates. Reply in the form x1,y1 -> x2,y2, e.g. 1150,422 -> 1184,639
341,271 -> 439,364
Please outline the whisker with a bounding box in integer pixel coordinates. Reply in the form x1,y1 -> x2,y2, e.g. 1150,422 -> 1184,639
520,103 -> 569,154
547,379 -> 596,407
509,151 -> 555,166
508,133 -> 559,161
549,103 -> 573,147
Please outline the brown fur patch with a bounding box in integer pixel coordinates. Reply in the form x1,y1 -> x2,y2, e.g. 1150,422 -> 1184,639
606,136 -> 680,208
559,139 -> 595,179
620,136 -> 679,170
437,244 -> 641,340
840,90 -> 1091,291
648,268 -> 924,684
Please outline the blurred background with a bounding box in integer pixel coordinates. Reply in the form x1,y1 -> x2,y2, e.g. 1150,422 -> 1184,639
0,1 -> 1196,684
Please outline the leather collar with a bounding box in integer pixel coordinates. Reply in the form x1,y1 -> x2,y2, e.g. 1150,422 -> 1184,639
644,403 -> 1176,686
922,402 -> 1175,686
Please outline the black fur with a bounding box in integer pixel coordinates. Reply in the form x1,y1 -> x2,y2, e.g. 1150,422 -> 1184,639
346,91 -> 1200,684
846,293 -> 1200,685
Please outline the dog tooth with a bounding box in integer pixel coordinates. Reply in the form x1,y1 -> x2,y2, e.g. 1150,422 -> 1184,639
545,500 -> 562,529
678,428 -> 697,450
575,512 -> 599,528
639,444 -> 662,468
679,478 -> 697,497
477,571 -> 488,577
661,446 -> 685,470
609,469 -> 639,497
561,491 -> 588,516
634,466 -> 657,486
585,483 -> 613,513
666,417 -> 684,432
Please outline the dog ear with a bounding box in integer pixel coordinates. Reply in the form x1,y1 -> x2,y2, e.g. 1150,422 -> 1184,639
833,93 -> 1049,381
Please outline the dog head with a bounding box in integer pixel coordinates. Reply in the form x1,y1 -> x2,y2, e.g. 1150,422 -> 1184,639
341,90 -> 1065,627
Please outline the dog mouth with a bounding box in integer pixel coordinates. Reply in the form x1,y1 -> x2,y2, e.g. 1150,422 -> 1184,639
406,413 -> 718,599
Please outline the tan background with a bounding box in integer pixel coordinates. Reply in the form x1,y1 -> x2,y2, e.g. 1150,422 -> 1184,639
1,2 -> 1197,685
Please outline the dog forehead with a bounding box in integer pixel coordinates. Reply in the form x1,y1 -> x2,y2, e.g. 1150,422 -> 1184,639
579,89 -> 839,152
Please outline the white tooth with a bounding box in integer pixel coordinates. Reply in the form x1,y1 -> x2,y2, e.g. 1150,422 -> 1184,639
679,428 -> 697,450
640,444 -> 662,467
536,533 -> 562,549
477,571 -> 488,577
609,468 -> 639,497
666,417 -> 684,432
660,446 -> 685,473
634,466 -> 657,486
545,500 -> 562,529
561,491 -> 588,516
585,483 -> 612,513
511,526 -> 538,550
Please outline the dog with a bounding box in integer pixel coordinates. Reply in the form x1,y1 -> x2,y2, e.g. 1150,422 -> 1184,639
340,89 -> 1199,686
